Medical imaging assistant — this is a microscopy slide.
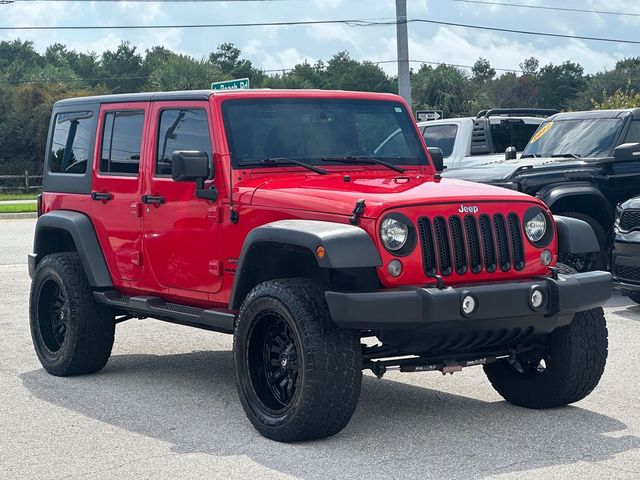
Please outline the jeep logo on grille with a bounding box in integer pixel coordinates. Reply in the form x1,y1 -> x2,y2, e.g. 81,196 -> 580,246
459,205 -> 479,214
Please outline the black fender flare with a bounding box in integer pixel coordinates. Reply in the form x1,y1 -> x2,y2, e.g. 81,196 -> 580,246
229,219 -> 382,309
32,210 -> 113,288
553,215 -> 600,255
536,182 -> 613,223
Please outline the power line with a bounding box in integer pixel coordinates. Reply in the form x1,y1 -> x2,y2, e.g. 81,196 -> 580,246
0,16 -> 639,46
0,18 -> 393,30
451,0 -> 640,18
411,18 -> 640,45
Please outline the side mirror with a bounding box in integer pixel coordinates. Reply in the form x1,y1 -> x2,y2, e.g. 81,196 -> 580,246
614,143 -> 640,161
428,147 -> 444,173
171,150 -> 218,201
172,150 -> 210,182
505,146 -> 517,160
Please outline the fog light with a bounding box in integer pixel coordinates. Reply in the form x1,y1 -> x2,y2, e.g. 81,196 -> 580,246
461,294 -> 477,315
388,259 -> 403,277
540,249 -> 552,266
529,288 -> 546,311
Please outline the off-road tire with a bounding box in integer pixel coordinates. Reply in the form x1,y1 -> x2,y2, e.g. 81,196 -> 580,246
484,263 -> 608,408
557,211 -> 608,271
30,252 -> 115,376
233,278 -> 362,442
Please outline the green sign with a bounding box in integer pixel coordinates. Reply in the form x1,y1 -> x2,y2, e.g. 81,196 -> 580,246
211,78 -> 250,91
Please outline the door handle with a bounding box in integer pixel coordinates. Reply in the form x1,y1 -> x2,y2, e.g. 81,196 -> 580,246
141,195 -> 165,205
91,192 -> 113,201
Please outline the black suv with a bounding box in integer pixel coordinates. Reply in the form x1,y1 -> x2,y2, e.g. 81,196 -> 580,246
613,194 -> 640,302
444,108 -> 640,271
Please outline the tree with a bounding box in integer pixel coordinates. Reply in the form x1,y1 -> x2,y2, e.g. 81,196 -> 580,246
472,58 -> 496,83
520,57 -> 539,76
537,61 -> 585,110
99,41 -> 145,93
323,51 -> 392,92
486,72 -> 539,108
148,53 -> 226,91
412,64 -> 488,116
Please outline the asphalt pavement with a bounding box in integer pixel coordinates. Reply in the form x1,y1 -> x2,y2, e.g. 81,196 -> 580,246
1,218 -> 639,480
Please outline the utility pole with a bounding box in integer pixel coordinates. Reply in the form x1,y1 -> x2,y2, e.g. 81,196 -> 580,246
395,0 -> 412,108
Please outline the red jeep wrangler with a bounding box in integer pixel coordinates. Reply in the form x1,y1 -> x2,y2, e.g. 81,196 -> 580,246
29,89 -> 611,442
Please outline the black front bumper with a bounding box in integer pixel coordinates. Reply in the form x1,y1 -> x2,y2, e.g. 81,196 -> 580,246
325,271 -> 611,351
612,231 -> 640,294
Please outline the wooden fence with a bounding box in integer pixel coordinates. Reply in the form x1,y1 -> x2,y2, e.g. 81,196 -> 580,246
0,171 -> 43,193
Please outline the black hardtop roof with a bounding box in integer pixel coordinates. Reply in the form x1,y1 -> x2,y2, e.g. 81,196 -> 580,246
53,88 -> 403,108
54,90 -> 214,107
548,108 -> 640,121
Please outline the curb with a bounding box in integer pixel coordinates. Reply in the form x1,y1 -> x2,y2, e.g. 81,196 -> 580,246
0,212 -> 37,220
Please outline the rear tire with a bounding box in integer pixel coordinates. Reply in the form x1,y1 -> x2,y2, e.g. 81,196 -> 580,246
484,263 -> 608,408
29,253 -> 115,376
233,278 -> 362,442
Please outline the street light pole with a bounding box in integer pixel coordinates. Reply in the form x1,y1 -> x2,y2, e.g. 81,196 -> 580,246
395,0 -> 412,109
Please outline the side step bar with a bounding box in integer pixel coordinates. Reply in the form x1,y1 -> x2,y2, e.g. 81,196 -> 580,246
94,290 -> 236,334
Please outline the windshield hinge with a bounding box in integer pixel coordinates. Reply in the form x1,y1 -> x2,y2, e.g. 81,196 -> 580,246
349,199 -> 366,225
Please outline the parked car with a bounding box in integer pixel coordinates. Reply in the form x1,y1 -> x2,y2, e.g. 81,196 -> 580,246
418,109 -> 556,169
613,195 -> 640,303
444,108 -> 640,271
29,89 -> 611,443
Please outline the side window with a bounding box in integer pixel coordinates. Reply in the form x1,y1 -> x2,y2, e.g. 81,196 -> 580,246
422,124 -> 457,157
99,110 -> 144,175
624,120 -> 640,143
490,121 -> 539,152
156,109 -> 212,176
49,111 -> 93,174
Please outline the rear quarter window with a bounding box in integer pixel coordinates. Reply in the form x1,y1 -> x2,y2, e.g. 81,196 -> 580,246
48,111 -> 93,174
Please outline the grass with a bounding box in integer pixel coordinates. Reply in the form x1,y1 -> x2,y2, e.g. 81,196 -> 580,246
0,203 -> 37,214
0,192 -> 39,201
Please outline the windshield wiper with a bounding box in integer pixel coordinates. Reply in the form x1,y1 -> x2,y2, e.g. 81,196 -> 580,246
321,155 -> 405,173
238,157 -> 328,175
550,153 -> 581,158
520,153 -> 541,159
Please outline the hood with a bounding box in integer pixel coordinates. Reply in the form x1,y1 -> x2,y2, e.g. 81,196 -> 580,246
442,156 -> 584,183
246,172 -> 540,218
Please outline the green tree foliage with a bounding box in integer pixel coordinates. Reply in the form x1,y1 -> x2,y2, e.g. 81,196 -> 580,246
2,37 -> 640,175
472,58 -> 496,84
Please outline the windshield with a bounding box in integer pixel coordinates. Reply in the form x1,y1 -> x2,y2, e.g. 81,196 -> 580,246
422,124 -> 457,157
522,118 -> 622,158
221,98 -> 429,168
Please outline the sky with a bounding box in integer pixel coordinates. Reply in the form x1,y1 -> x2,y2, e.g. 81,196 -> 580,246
0,0 -> 639,77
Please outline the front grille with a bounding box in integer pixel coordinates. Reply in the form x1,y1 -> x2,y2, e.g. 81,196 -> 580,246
620,210 -> 640,231
418,212 -> 525,277
615,264 -> 640,283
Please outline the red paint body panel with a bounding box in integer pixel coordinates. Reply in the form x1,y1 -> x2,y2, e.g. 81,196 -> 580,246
43,89 -> 559,310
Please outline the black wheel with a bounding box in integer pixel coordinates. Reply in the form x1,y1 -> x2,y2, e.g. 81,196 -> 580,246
556,212 -> 608,272
233,278 -> 362,442
484,264 -> 608,408
29,252 -> 115,376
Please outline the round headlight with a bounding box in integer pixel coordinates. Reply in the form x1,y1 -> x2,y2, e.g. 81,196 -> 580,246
525,212 -> 547,242
380,217 -> 409,251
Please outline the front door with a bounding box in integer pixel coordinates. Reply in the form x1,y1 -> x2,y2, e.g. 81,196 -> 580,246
141,101 -> 224,301
91,102 -> 148,285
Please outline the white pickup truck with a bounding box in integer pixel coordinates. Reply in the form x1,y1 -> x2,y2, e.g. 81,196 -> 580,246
418,109 -> 557,169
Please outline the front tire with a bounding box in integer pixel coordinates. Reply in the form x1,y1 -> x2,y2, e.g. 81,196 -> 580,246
233,278 -> 362,442
484,306 -> 607,409
29,252 -> 115,376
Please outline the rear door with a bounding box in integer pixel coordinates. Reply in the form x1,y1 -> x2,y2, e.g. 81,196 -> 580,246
140,101 -> 224,301
91,102 -> 149,285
